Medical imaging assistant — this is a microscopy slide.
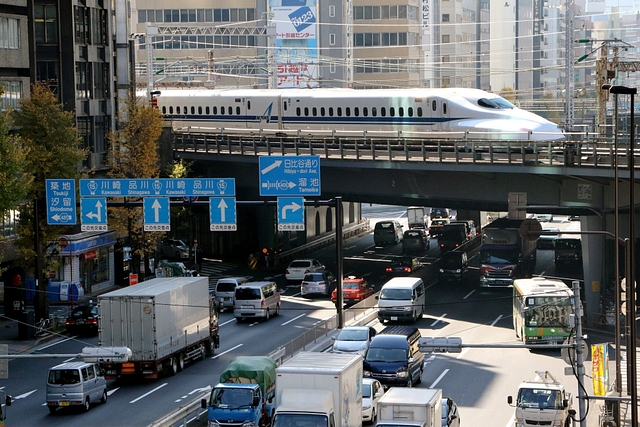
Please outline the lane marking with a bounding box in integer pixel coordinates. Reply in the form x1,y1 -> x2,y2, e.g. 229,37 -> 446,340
211,343 -> 243,359
107,387 -> 120,396
281,314 -> 306,325
457,348 -> 469,359
491,314 -> 504,326
37,336 -> 76,351
130,383 -> 168,403
431,314 -> 447,327
220,318 -> 236,327
13,389 -> 37,400
463,289 -> 476,299
429,369 -> 449,388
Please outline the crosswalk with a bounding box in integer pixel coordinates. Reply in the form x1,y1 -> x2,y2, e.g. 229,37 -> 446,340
199,259 -> 243,290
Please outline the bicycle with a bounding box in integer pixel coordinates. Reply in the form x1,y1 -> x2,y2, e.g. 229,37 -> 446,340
35,317 -> 52,336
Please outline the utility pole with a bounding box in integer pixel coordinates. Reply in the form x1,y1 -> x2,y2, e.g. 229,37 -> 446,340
564,0 -> 574,132
573,280 -> 587,427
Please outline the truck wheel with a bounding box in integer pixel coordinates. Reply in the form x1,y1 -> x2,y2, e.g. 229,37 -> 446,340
204,341 -> 213,357
170,357 -> 178,376
275,304 -> 280,316
101,389 -> 108,404
371,409 -> 377,423
178,353 -> 185,371
264,308 -> 270,321
83,397 -> 91,412
415,367 -> 423,385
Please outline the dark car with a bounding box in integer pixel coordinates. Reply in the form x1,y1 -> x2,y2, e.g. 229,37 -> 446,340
385,256 -> 422,275
442,397 -> 460,427
402,229 -> 429,252
65,304 -> 99,335
439,251 -> 469,283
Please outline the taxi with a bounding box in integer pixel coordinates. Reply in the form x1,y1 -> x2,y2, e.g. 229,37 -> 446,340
331,276 -> 374,308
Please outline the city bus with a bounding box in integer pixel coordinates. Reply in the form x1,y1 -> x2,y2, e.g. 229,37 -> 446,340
513,277 -> 575,345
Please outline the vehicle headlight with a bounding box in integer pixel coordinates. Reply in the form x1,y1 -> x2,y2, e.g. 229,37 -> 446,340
242,421 -> 256,427
364,371 -> 371,377
403,307 -> 412,311
439,269 -> 444,273
359,344 -> 367,354
455,269 -> 461,273
396,371 -> 408,378
209,421 -> 222,427
363,404 -> 371,410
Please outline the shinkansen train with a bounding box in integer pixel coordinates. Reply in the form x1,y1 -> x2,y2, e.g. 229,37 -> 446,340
155,87 -> 564,141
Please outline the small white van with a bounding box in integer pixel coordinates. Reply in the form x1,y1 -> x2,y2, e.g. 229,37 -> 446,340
234,281 -> 281,322
214,277 -> 249,311
376,277 -> 425,324
46,361 -> 108,413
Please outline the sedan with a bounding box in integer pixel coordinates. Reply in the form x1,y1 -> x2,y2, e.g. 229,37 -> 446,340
362,378 -> 384,423
331,325 -> 376,355
285,259 -> 325,285
65,304 -> 99,335
301,271 -> 336,298
385,256 -> 422,275
158,238 -> 190,259
442,397 -> 460,427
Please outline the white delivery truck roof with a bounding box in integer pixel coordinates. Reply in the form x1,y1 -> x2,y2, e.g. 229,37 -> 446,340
277,352 -> 361,374
378,388 -> 441,405
99,276 -> 207,298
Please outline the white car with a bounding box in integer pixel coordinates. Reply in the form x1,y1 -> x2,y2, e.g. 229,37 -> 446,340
158,238 -> 190,259
285,259 -> 325,286
362,378 -> 384,423
331,326 -> 376,355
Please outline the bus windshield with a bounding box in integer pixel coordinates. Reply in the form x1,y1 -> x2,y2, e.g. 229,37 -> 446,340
479,249 -> 518,264
524,296 -> 572,327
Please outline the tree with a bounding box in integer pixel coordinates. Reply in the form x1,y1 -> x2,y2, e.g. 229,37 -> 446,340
500,87 -> 517,103
12,83 -> 87,319
107,96 -> 163,276
0,89 -> 31,265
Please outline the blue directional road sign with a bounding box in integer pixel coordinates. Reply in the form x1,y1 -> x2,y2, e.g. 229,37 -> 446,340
209,198 -> 237,231
46,179 -> 77,225
81,198 -> 107,231
79,178 -> 235,197
259,156 -> 321,196
277,197 -> 305,231
144,197 -> 170,231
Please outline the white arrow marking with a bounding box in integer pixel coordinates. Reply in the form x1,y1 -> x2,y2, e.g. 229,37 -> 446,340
13,389 -> 38,400
152,199 -> 162,222
281,201 -> 302,220
189,386 -> 212,395
261,160 -> 282,175
287,181 -> 296,189
94,200 -> 102,221
51,214 -> 61,221
218,199 -> 228,222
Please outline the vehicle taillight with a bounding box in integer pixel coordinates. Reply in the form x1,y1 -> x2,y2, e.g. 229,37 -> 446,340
304,269 -> 311,274
404,267 -> 412,273
285,269 -> 290,275
261,300 -> 265,308
385,267 -> 392,272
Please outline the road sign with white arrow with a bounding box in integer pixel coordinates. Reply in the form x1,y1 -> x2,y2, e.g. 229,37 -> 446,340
144,197 -> 170,231
46,179 -> 77,225
259,155 -> 321,196
277,197 -> 305,231
209,197 -> 237,231
81,198 -> 107,231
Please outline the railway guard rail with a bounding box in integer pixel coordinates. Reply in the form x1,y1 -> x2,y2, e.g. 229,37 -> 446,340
172,129 -> 635,169
147,295 -> 379,427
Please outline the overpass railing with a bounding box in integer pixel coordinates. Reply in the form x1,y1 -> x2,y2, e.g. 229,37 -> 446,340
172,129 -> 632,169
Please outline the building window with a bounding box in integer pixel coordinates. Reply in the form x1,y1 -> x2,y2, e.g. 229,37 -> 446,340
35,5 -> 58,44
442,34 -> 450,43
94,63 -> 109,99
0,17 -> 20,49
442,13 -> 450,22
0,81 -> 22,111
442,55 -> 450,63
330,33 -> 335,45
36,61 -> 60,95
74,7 -> 90,44
329,5 -> 335,17
76,62 -> 92,99
330,63 -> 335,73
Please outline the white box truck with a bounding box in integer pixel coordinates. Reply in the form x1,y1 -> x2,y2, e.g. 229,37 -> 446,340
85,276 -> 220,379
376,388 -> 442,427
407,207 -> 428,229
272,352 -> 362,427
507,371 -> 574,427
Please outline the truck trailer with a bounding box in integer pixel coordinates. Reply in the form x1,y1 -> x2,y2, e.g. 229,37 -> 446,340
479,217 -> 537,287
376,387 -> 442,427
272,352 -> 362,427
88,276 -> 220,379
406,207 -> 428,229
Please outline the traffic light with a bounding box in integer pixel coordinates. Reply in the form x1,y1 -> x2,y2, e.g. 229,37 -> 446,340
151,97 -> 158,108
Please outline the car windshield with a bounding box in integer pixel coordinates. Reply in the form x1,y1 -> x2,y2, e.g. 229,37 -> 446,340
235,288 -> 261,300
479,249 -> 518,264
217,282 -> 236,292
365,348 -> 407,363
379,288 -> 412,300
273,414 -> 328,427
517,389 -> 562,409
210,388 -> 253,408
362,383 -> 372,398
343,281 -> 361,290
443,255 -> 463,268
337,329 -> 368,341
289,261 -> 311,268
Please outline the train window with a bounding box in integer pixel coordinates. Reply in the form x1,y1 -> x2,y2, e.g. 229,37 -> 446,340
236,106 -> 240,115
206,106 -> 210,114
354,107 -> 359,117
363,107 -> 368,117
221,106 -> 225,114
169,106 -> 173,114
228,106 -> 233,115
372,107 -> 377,117
432,100 -> 437,111
191,106 -> 195,114
198,106 -> 202,115
312,107 -> 317,116
213,106 -> 217,114
345,107 -> 350,117
417,107 -> 422,117
247,100 -> 251,110
283,101 -> 288,111
381,107 -> 386,117
183,106 -> 187,114
408,107 -> 413,117
177,106 -> 181,114
443,103 -> 447,115
296,107 -> 301,116
329,107 -> 334,116
162,106 -> 167,114
321,107 -> 325,116
337,107 -> 342,116
304,107 -> 309,116
390,107 -> 395,116
399,107 -> 404,116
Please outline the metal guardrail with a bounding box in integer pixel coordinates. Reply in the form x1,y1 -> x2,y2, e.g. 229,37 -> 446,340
148,296 -> 379,427
172,130 -> 636,170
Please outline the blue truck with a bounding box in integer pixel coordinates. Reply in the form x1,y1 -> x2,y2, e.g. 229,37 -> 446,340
201,356 -> 277,427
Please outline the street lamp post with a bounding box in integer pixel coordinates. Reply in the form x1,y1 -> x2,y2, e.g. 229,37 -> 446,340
607,85 -> 637,427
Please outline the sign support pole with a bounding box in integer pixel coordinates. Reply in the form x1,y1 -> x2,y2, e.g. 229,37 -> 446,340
336,197 -> 344,329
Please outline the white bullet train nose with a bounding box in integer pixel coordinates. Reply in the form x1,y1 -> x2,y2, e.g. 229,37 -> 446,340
455,119 -> 565,141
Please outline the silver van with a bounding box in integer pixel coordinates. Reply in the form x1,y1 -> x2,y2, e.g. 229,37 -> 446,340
214,277 -> 249,311
234,281 -> 281,322
46,361 -> 107,413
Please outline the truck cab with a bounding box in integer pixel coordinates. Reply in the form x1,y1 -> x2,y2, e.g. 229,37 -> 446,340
507,371 -> 574,427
